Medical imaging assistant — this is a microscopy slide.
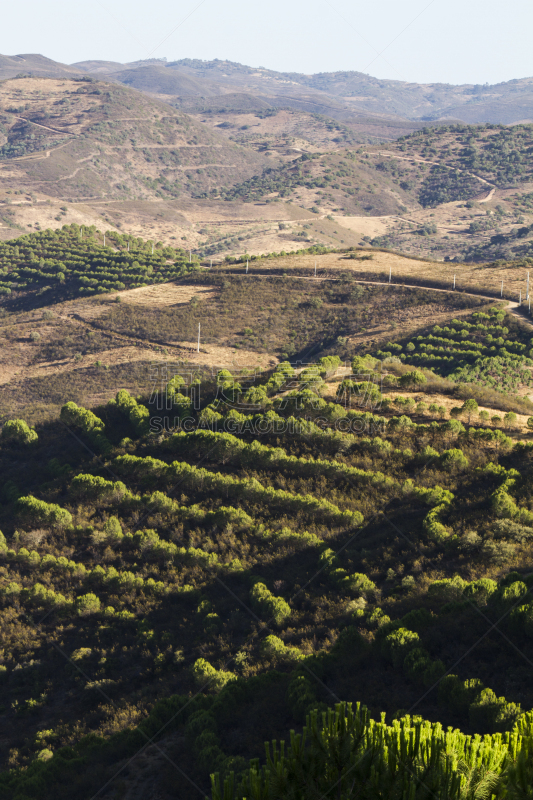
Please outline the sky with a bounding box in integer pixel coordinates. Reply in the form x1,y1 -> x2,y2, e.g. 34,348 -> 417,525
1,0 -> 532,86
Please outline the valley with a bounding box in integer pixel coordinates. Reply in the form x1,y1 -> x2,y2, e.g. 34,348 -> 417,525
2,49 -> 533,800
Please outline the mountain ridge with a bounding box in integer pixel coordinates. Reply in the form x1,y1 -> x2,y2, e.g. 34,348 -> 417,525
1,53 -> 533,125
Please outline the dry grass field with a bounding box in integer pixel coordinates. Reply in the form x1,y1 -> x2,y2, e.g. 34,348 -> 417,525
235,249 -> 533,307
0,279 -> 275,423
108,282 -> 217,307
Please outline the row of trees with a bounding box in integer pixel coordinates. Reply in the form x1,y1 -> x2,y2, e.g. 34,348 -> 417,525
0,227 -> 196,297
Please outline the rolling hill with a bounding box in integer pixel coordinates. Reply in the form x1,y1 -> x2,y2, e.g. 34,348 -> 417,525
3,53 -> 533,127
4,54 -> 533,800
0,76 -> 266,203
2,67 -> 533,264
0,54 -> 83,80
75,57 -> 533,126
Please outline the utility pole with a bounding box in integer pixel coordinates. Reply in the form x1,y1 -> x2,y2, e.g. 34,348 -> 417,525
197,323 -> 200,353
453,275 -> 456,290
152,243 -> 154,255
246,259 -> 248,274
528,271 -> 530,300
314,261 -> 317,277
210,259 -> 212,269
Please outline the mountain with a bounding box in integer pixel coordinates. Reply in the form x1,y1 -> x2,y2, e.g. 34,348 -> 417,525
3,66 -> 533,266
3,55 -> 533,126
74,57 -> 533,125
109,64 -> 223,97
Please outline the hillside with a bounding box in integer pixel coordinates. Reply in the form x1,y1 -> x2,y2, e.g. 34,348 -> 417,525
5,233 -> 533,429
3,54 -> 531,127
1,235 -> 533,795
0,54 -> 83,80
363,124 -> 533,262
0,76 -> 266,204
4,53 -> 533,800
2,289 -> 533,798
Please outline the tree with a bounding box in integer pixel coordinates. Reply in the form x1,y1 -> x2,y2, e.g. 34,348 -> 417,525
16,496 -> 72,527
251,582 -> 291,626
1,419 -> 38,445
439,448 -> 469,472
115,390 -> 150,435
191,658 -> 236,692
103,516 -> 123,542
504,411 -> 518,430
75,593 -> 101,616
382,627 -> 421,668
462,398 -> 478,424
398,370 -> 427,390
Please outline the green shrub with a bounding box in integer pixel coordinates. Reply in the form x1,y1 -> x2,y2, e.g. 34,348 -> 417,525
250,583 -> 291,626
382,627 -> 421,668
16,496 -> 72,527
191,658 -> 236,692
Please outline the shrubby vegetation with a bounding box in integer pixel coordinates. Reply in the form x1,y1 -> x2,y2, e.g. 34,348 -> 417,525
395,123 -> 533,205
1,277 -> 533,796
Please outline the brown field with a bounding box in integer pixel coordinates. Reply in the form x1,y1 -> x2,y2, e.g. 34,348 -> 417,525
0,280 -> 275,423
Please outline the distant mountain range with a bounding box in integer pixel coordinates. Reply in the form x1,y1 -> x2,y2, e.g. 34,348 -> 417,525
1,53 -> 533,125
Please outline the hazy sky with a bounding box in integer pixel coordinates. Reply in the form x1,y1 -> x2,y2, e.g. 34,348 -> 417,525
1,0 -> 531,85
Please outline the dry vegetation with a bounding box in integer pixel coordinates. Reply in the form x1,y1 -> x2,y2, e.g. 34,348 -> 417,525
3,78 -> 533,265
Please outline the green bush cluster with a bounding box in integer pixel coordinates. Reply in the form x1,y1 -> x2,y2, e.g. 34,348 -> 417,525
1,419 -> 38,445
250,583 -> 291,626
112,390 -> 150,436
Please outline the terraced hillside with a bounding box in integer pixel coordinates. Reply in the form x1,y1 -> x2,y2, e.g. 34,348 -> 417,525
0,76 -> 266,204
